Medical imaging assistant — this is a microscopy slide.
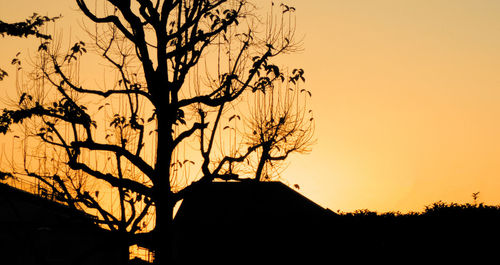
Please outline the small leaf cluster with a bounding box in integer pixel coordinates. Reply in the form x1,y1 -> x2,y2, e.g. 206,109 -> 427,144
0,13 -> 60,40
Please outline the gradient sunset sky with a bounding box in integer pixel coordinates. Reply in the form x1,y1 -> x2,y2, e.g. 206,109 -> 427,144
2,0 -> 500,213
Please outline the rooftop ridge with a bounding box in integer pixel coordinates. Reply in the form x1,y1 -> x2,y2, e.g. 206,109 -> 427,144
0,181 -> 97,223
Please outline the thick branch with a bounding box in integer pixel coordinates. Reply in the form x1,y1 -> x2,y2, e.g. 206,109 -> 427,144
136,0 -> 160,26
71,140 -> 155,180
76,0 -> 155,84
76,188 -> 120,231
172,122 -> 206,148
76,0 -> 135,41
177,49 -> 272,108
212,142 -> 265,176
68,160 -> 152,197
130,199 -> 152,234
53,58 -> 152,101
24,171 -> 77,208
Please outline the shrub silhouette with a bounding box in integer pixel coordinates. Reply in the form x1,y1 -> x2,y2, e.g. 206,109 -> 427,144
330,200 -> 500,261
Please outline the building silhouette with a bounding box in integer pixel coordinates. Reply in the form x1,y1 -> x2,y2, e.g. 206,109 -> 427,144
0,182 -> 122,265
172,181 -> 337,264
8,178 -> 500,264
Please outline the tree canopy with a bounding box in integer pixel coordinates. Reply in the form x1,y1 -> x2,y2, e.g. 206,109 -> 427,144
0,1 -> 314,263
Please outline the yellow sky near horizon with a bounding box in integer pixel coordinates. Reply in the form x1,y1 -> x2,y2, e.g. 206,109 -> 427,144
2,0 -> 500,213
284,0 -> 500,212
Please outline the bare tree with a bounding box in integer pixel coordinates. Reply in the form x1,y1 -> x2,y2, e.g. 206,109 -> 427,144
247,68 -> 314,181
0,1 -> 313,263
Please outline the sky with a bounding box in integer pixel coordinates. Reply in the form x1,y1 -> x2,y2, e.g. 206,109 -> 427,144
2,0 -> 500,213
285,0 -> 500,212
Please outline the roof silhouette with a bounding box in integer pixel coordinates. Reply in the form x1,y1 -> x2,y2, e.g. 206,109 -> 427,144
0,183 -> 122,265
174,181 -> 333,224
0,182 -> 95,226
171,181 -> 500,264
173,181 -> 336,264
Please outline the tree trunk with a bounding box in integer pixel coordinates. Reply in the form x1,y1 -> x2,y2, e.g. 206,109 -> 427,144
117,231 -> 130,265
153,192 -> 175,265
255,145 -> 270,181
153,108 -> 176,265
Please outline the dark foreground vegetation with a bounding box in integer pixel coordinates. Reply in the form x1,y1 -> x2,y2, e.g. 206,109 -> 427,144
328,201 -> 500,262
3,179 -> 499,264
172,183 -> 500,264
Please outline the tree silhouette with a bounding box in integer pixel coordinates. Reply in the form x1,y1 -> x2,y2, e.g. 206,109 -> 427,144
245,68 -> 314,181
0,1 -> 313,263
0,13 -> 59,80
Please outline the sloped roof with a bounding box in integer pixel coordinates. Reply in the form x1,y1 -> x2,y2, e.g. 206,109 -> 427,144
0,183 -> 123,265
173,181 -> 336,264
0,182 -> 96,228
174,181 -> 333,226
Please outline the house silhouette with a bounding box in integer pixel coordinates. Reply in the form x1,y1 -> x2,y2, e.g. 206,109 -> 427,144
2,179 -> 448,264
0,183 -> 122,265
172,181 -> 337,264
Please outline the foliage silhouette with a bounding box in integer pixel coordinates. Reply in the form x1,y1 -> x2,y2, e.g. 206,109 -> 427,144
0,14 -> 59,80
0,13 -> 59,39
330,198 -> 500,262
0,1 -> 313,264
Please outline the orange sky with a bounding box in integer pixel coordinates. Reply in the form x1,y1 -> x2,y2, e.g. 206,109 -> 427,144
284,0 -> 500,212
2,0 -> 500,213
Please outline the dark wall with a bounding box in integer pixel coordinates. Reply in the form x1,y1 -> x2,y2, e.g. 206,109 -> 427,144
0,184 -> 121,265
